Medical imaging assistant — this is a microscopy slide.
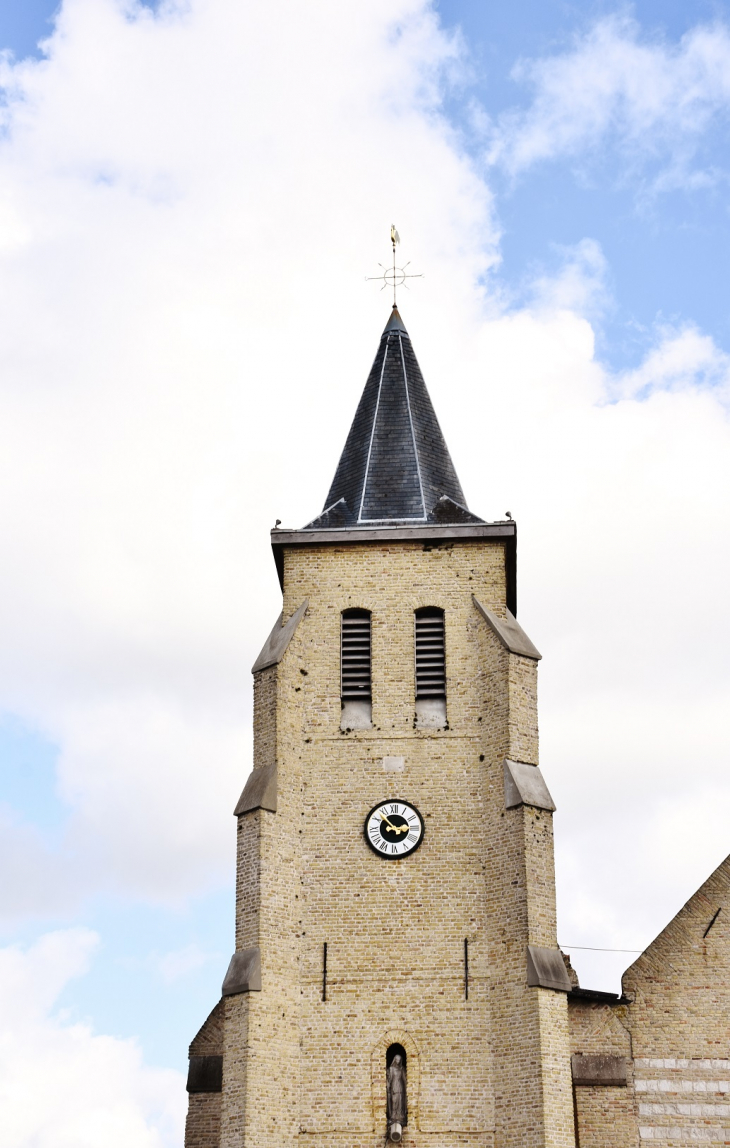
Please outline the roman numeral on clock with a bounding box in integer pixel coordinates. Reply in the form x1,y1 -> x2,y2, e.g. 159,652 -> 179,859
364,800 -> 424,859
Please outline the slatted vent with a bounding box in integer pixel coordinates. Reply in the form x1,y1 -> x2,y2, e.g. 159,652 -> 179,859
415,607 -> 445,698
341,609 -> 371,700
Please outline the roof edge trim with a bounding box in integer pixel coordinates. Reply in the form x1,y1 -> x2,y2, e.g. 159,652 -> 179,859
273,522 -> 515,543
271,524 -> 517,615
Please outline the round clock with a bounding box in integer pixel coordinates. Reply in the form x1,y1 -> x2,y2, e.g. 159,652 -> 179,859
364,799 -> 425,859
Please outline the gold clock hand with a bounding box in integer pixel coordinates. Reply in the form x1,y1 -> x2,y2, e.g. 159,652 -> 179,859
379,815 -> 408,834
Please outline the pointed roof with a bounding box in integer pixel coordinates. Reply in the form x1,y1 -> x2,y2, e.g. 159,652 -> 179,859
305,306 -> 482,529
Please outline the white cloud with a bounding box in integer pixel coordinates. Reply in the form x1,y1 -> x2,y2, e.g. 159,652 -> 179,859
0,0 -> 726,1007
614,323 -> 730,402
0,0 -> 496,917
0,929 -> 185,1147
444,305 -> 730,990
525,237 -> 610,317
488,14 -> 730,185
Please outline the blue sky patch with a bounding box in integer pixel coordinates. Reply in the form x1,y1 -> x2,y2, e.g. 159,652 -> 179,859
0,714 -> 65,833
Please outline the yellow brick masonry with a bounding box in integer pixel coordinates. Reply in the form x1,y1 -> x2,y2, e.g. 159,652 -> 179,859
623,858 -> 730,1061
566,857 -> 730,1147
186,1002 -> 225,1148
187,534 -> 730,1148
476,620 -> 573,1148
208,538 -> 576,1148
623,856 -> 730,1146
568,997 -> 637,1147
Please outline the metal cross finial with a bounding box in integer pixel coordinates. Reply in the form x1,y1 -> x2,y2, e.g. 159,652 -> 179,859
366,225 -> 423,307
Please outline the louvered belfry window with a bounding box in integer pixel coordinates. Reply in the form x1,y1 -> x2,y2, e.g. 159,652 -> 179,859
415,607 -> 446,699
341,609 -> 372,701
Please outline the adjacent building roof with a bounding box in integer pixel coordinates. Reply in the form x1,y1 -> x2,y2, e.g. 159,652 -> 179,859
304,305 -> 483,529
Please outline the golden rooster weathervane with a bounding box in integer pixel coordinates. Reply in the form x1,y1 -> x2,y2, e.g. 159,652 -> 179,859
366,225 -> 423,307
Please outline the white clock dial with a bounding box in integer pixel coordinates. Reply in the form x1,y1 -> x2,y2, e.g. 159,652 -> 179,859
364,800 -> 425,859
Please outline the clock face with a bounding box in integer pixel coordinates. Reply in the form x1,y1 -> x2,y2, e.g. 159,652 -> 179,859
364,799 -> 425,859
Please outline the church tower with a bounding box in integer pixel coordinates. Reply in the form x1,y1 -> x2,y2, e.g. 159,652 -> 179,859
185,304 -> 576,1148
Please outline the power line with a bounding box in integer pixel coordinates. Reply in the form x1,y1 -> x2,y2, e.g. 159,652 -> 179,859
560,944 -> 643,953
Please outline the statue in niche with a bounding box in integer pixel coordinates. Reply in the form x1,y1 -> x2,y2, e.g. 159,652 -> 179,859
387,1052 -> 407,1141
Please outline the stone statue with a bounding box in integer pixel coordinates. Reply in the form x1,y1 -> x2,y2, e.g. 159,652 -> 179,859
387,1053 -> 407,1140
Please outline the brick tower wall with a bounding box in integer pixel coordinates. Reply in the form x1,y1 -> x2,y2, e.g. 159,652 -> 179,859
205,536 -> 575,1148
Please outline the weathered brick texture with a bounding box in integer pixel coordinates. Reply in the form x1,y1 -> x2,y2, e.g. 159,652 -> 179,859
185,1094 -> 222,1148
566,857 -> 730,1147
186,537 -> 574,1147
185,530 -> 730,1148
185,1003 -> 224,1148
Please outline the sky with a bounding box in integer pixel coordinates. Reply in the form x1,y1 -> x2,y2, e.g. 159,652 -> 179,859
0,0 -> 728,1143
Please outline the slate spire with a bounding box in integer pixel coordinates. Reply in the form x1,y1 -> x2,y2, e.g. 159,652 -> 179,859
305,306 -> 482,530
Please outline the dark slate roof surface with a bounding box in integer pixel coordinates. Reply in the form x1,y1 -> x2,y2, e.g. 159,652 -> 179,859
306,306 -> 481,529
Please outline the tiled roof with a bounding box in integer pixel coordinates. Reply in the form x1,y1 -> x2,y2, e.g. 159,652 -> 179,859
305,306 -> 482,529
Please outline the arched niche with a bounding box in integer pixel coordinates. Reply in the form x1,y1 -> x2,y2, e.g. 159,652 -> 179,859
370,1029 -> 420,1132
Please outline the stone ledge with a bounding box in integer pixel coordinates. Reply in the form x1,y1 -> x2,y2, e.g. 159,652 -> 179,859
572,1054 -> 628,1087
526,945 -> 572,992
251,599 -> 308,673
504,759 -> 556,812
234,762 -> 277,815
222,948 -> 262,995
186,1054 -> 223,1093
472,596 -> 541,660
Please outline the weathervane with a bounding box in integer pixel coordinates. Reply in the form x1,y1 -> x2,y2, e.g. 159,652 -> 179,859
366,225 -> 423,307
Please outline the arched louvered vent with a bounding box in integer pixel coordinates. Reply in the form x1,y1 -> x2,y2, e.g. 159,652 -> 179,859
415,608 -> 445,699
341,609 -> 371,700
